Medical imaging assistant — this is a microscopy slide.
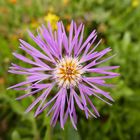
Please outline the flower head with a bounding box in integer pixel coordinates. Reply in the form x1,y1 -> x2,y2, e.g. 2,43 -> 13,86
8,21 -> 119,129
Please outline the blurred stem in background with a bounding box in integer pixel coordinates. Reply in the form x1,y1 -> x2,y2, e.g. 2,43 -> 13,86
44,117 -> 52,140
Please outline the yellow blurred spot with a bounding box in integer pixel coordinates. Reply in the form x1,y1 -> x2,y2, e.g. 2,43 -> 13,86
64,15 -> 71,20
48,6 -> 54,12
0,78 -> 5,85
0,7 -> 9,14
98,23 -> 107,33
66,24 -> 71,32
44,13 -> 60,30
30,19 -> 39,29
8,0 -> 17,4
63,0 -> 69,5
10,34 -> 18,41
132,0 -> 139,7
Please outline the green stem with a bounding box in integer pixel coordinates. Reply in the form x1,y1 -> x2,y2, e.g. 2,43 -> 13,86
44,117 -> 52,140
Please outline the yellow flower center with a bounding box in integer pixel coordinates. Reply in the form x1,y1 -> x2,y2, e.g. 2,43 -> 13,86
53,57 -> 84,88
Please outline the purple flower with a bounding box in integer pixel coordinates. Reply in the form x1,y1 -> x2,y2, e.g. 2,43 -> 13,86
8,21 -> 119,129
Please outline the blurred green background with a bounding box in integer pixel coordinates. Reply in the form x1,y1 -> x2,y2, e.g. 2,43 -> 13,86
0,0 -> 140,140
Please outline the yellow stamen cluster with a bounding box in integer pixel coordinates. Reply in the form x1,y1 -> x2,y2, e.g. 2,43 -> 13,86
53,57 -> 84,88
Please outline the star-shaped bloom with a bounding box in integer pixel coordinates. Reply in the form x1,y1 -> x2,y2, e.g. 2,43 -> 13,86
8,21 -> 119,129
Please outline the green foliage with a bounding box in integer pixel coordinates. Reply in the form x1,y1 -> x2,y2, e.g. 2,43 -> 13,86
0,0 -> 140,139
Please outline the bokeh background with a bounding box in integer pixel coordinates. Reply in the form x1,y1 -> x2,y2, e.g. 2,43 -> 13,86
0,0 -> 140,140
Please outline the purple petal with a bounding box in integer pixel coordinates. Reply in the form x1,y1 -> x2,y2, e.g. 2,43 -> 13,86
72,89 -> 84,110
74,25 -> 85,55
76,30 -> 96,56
84,93 -> 99,117
34,84 -> 54,116
60,89 -> 66,129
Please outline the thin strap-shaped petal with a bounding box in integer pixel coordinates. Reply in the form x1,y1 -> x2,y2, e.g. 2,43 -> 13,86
82,79 -> 113,104
73,105 -> 77,124
34,83 -> 54,116
28,30 -> 56,59
78,84 -> 89,118
70,90 -> 77,124
84,93 -> 99,117
60,88 -> 66,129
72,89 -> 84,110
25,86 -> 52,113
16,88 -> 44,100
10,63 -> 49,72
69,23 -> 83,55
29,29 -> 59,60
95,66 -> 120,71
20,40 -> 52,62
63,94 -> 69,125
83,77 -> 114,87
37,88 -> 63,115
79,35 -> 98,62
86,75 -> 119,80
33,56 -> 52,69
83,78 -> 114,100
61,22 -> 69,54
8,70 -> 34,75
13,53 -> 48,68
7,74 -> 49,90
74,25 -> 85,55
88,39 -> 102,55
46,89 -> 64,117
76,30 -> 96,56
51,91 -> 63,126
68,21 -> 74,55
57,22 -> 64,57
82,47 -> 112,64
86,108 -> 97,118
85,68 -> 119,76
69,113 -> 77,130
78,84 -> 87,106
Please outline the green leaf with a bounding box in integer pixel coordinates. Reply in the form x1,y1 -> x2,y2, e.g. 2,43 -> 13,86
11,130 -> 21,140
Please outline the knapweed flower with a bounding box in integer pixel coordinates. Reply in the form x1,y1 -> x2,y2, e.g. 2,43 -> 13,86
8,21 -> 119,129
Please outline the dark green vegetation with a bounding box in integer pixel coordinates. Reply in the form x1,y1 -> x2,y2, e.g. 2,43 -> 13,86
0,0 -> 140,140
